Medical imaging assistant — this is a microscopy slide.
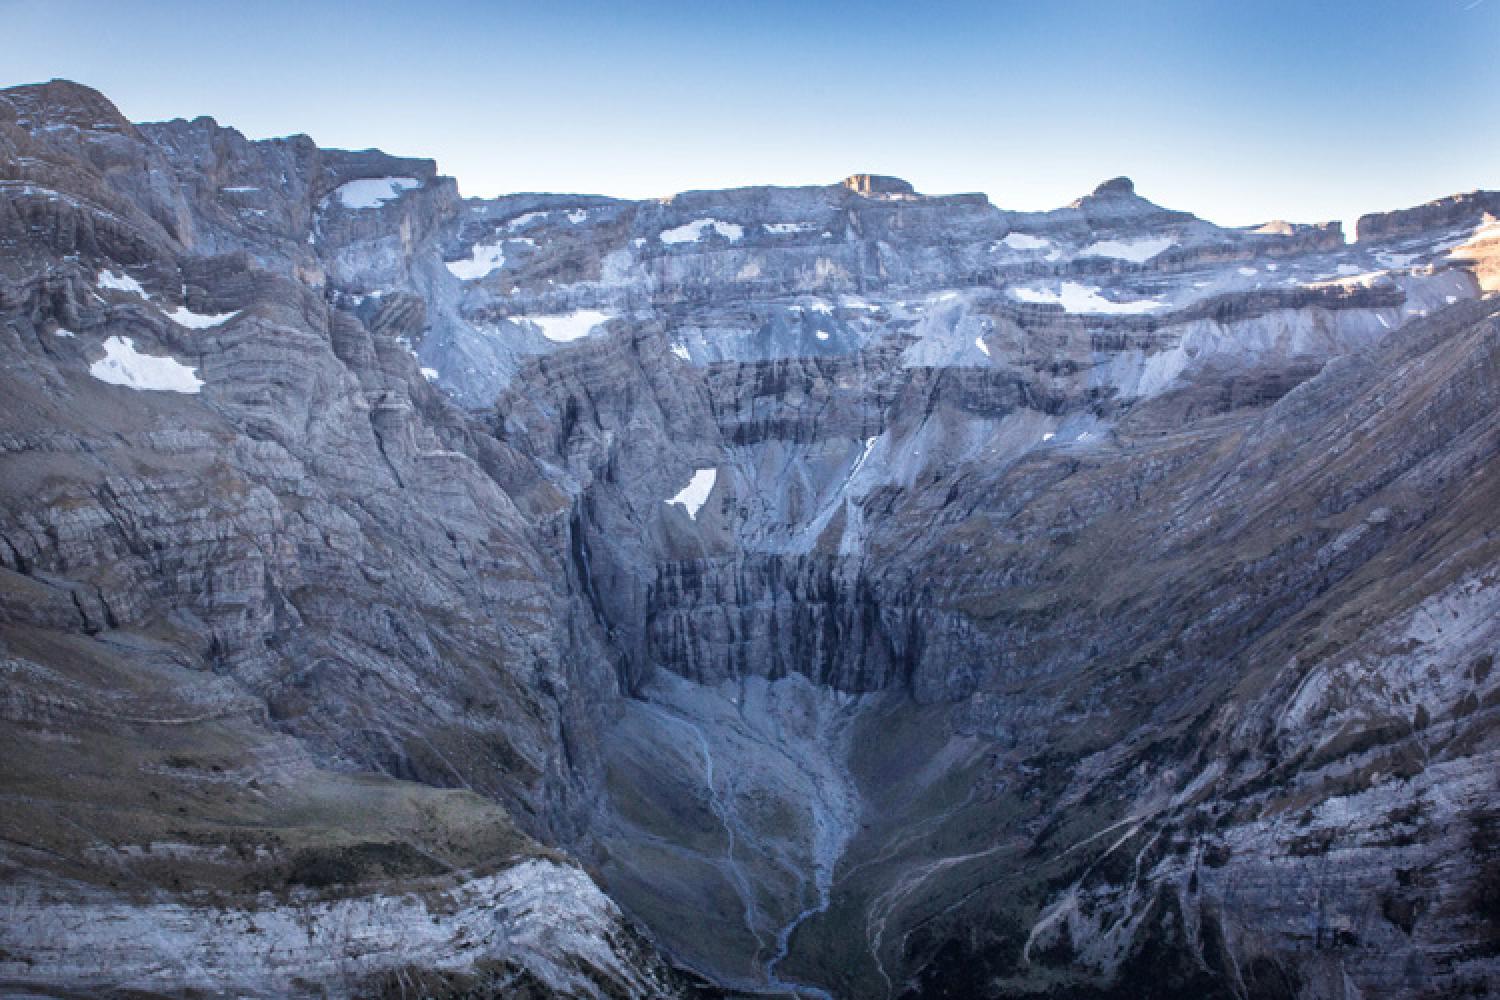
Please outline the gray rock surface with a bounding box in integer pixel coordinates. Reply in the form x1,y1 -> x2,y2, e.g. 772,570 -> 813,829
1,79 -> 1498,999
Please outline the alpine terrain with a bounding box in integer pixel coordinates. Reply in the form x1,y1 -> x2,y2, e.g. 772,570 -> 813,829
1,79 -> 1498,999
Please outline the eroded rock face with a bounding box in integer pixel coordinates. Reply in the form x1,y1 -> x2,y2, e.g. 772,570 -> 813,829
842,173 -> 918,197
5,860 -> 692,998
0,80 -> 683,999
1,79 -> 1498,998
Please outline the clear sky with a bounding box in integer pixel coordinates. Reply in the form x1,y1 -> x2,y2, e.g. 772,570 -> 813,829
3,0 -> 1498,228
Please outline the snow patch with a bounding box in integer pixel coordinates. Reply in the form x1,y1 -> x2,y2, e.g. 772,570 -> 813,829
446,241 -> 507,280
1080,236 -> 1175,262
89,336 -> 203,393
1001,232 -> 1051,251
660,218 -> 744,244
670,343 -> 691,361
667,469 -> 717,520
764,222 -> 817,234
1009,282 -> 1167,315
98,271 -> 234,327
506,211 -> 548,230
526,309 -> 612,343
98,269 -> 146,296
165,305 -> 237,329
333,177 -> 419,209
975,336 -> 990,356
420,367 -> 440,381
54,327 -> 76,338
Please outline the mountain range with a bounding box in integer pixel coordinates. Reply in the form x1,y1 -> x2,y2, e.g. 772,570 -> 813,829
1,79 -> 1498,999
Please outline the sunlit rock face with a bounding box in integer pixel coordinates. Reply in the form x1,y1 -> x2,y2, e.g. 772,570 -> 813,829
2,79 -> 1499,999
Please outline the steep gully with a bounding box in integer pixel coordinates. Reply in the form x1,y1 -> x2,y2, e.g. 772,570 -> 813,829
628,677 -> 863,998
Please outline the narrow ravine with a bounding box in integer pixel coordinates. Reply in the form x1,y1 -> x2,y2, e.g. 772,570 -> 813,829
627,675 -> 865,999
760,689 -> 863,1000
766,901 -> 837,1000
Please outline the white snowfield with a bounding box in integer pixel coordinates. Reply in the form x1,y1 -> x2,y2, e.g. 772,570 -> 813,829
0,860 -> 670,1000
165,305 -> 237,329
333,176 -> 420,209
97,271 -> 236,328
1080,235 -> 1176,262
1001,232 -> 1051,251
446,241 -> 507,280
89,336 -> 203,393
97,269 -> 146,296
660,218 -> 744,244
527,309 -> 613,343
1010,282 -> 1167,314
667,468 -> 717,519
764,221 -> 817,234
506,211 -> 549,230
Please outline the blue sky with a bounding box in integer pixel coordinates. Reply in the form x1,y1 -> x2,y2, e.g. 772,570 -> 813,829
3,0 -> 1497,228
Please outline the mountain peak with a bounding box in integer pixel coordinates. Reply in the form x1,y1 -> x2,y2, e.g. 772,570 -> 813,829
1066,174 -> 1193,227
0,78 -> 135,135
1091,176 -> 1136,198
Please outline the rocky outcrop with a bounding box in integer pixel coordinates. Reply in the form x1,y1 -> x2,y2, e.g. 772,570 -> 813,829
1356,188 -> 1500,243
1,860 -> 699,999
842,173 -> 918,197
0,80 -> 691,999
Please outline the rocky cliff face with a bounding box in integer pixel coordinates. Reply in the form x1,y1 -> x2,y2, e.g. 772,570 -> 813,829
1,79 -> 1497,999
